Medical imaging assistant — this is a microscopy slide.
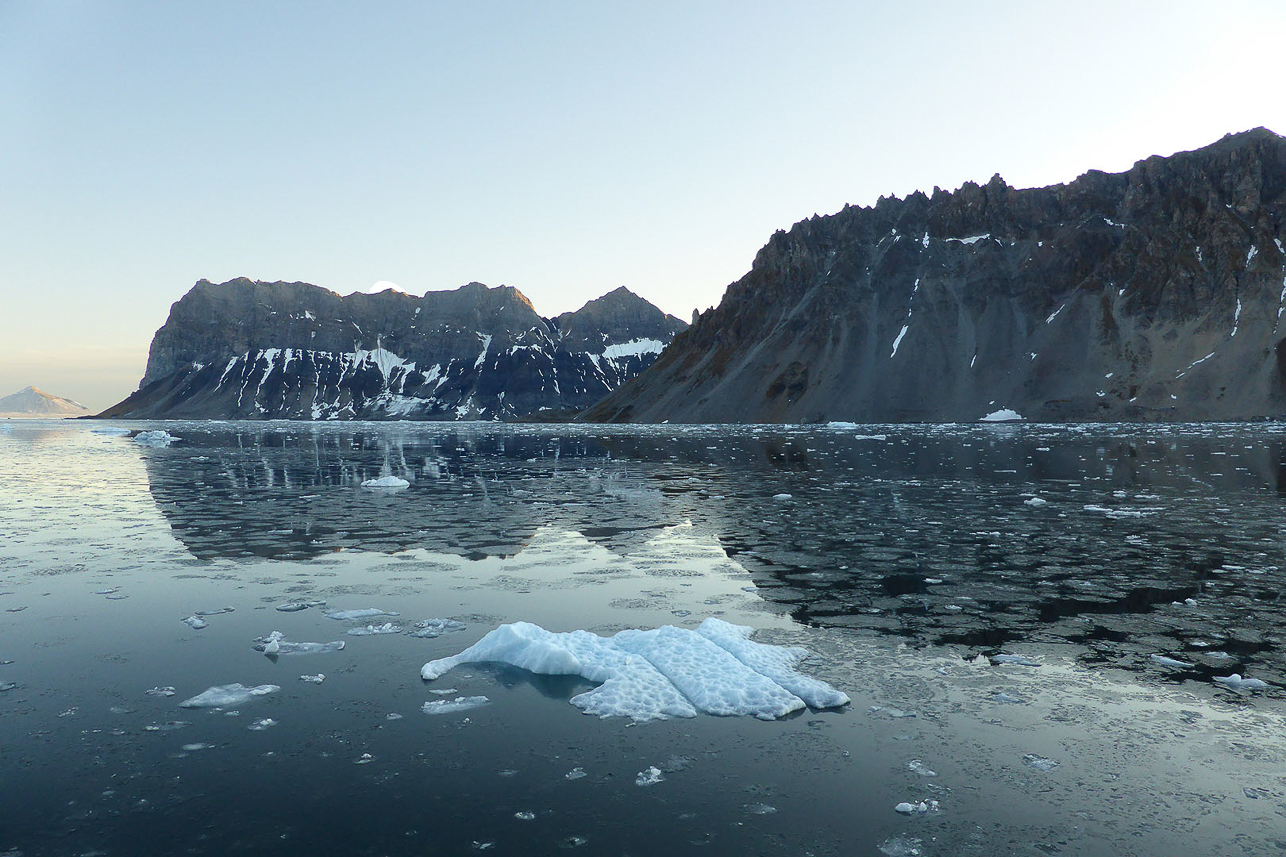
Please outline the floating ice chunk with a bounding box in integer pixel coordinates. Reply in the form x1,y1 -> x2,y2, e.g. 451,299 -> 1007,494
386,713 -> 403,720
1150,654 -> 1194,668
1213,674 -> 1268,691
908,760 -> 937,777
991,691 -> 1027,704
326,608 -> 400,621
95,587 -> 120,595
248,718 -> 277,731
894,800 -> 938,814
635,766 -> 664,786
514,811 -> 536,821
1023,754 -> 1059,771
181,743 -> 214,751
695,617 -> 850,709
410,618 -> 467,638
181,615 -> 208,630
348,623 -> 403,636
0,682 -> 17,692
275,600 -> 326,613
1205,651 -> 1233,661
979,408 -> 1024,422
772,493 -> 793,501
1024,497 -> 1047,507
146,686 -> 176,697
990,654 -> 1041,667
134,430 -> 179,447
179,683 -> 280,708
878,835 -> 924,857
194,607 -> 234,616
356,753 -> 374,764
565,767 -> 587,780
421,696 -> 490,715
253,632 -> 345,656
745,803 -> 777,814
144,720 -> 188,731
361,476 -> 409,489
299,674 -> 325,684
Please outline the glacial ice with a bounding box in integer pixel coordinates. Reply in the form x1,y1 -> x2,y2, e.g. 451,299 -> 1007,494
275,600 -> 326,612
347,622 -> 403,636
134,430 -> 180,447
635,766 -> 664,786
410,618 -> 467,638
420,619 -> 849,721
253,631 -> 345,655
1024,496 -> 1048,507
181,615 -> 208,630
421,695 -> 490,715
326,608 -> 400,621
1213,674 -> 1268,691
361,475 -> 409,489
894,800 -> 938,814
980,408 -> 1024,422
179,683 -> 280,708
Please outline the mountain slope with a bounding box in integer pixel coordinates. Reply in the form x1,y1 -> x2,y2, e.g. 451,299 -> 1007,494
583,128 -> 1286,424
0,386 -> 90,417
100,280 -> 685,420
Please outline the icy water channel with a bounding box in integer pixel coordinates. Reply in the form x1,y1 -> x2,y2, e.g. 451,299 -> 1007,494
1,419 -> 1285,856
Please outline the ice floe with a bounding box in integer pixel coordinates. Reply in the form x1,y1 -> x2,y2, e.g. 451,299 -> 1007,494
410,618 -> 467,638
772,493 -> 793,501
326,608 -> 400,621
420,619 -> 849,721
1023,754 -> 1059,771
253,631 -> 345,655
181,615 -> 208,630
635,766 -> 664,786
1024,497 -> 1048,507
979,409 -> 1024,422
299,674 -> 325,684
894,800 -> 938,814
1150,654 -> 1194,668
1213,673 -> 1268,691
146,686 -> 176,697
248,718 -> 277,730
275,600 -> 326,612
421,695 -> 490,715
179,683 -> 280,708
348,622 -> 403,636
134,430 -> 180,447
361,475 -> 409,489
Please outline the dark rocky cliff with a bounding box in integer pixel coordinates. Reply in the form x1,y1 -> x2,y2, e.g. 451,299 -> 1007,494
101,280 -> 686,420
584,128 -> 1286,423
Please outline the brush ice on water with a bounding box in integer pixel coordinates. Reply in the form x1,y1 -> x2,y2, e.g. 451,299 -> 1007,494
420,618 -> 849,721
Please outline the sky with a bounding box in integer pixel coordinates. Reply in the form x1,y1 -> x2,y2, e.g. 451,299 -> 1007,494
3,1 -> 1285,411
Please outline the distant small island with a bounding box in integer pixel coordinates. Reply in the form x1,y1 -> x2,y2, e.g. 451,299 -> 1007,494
0,386 -> 90,418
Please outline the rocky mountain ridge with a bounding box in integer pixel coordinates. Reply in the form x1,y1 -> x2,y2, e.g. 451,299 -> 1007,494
101,280 -> 686,420
585,128 -> 1286,423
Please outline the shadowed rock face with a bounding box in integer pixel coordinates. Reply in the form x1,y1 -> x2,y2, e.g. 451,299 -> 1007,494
584,128 -> 1286,424
100,281 -> 686,420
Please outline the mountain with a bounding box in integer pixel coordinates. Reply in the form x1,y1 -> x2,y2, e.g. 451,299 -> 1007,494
584,128 -> 1286,423
99,280 -> 686,420
0,386 -> 90,417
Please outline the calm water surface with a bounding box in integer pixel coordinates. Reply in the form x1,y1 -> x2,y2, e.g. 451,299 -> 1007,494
1,419 -> 1284,856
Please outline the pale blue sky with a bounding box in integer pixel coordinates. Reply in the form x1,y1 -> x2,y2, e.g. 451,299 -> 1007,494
3,0 -> 1284,410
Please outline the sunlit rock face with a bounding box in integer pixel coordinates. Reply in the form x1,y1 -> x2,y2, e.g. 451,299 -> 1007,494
586,128 -> 1286,423
99,280 -> 686,420
0,386 -> 89,417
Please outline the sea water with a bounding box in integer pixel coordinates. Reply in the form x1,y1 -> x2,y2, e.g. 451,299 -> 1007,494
1,419 -> 1284,856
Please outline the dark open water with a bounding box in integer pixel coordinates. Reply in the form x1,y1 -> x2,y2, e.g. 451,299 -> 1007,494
1,419 -> 1284,856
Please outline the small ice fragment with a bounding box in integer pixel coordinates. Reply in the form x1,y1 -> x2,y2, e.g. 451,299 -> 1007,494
1213,673 -> 1268,691
194,607 -> 234,616
1150,654 -> 1194,668
105,593 -> 129,600
146,686 -> 176,697
557,836 -> 589,849
181,743 -> 213,751
772,493 -> 793,501
1205,651 -> 1232,661
299,674 -> 325,684
386,712 -> 403,720
980,408 -> 1024,422
326,608 -> 400,621
143,720 -> 188,731
361,476 -> 409,489
347,622 -> 403,636
990,654 -> 1041,667
410,618 -> 467,638
356,753 -> 374,764
253,632 -> 346,655
991,691 -> 1027,704
263,637 -> 280,655
908,760 -> 937,777
1024,497 -> 1047,507
878,835 -> 924,857
181,615 -> 208,630
134,430 -> 179,447
248,718 -> 277,730
1023,754 -> 1059,771
0,682 -> 17,692
421,696 -> 490,715
894,800 -> 937,814
275,601 -> 325,612
565,767 -> 587,780
745,802 -> 777,814
179,683 -> 280,709
635,766 -> 664,786
95,587 -> 120,595
514,811 -> 536,821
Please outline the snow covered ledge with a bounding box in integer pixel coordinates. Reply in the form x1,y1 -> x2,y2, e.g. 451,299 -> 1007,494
421,618 -> 850,722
